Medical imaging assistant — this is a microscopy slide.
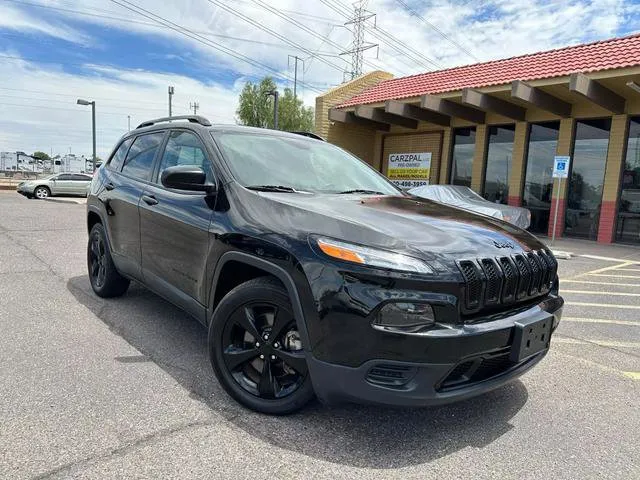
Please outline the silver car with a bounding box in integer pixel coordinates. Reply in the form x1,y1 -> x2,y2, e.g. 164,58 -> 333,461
16,172 -> 93,199
409,185 -> 532,229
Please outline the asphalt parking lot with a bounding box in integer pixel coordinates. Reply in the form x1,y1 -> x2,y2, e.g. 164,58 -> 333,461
0,191 -> 638,479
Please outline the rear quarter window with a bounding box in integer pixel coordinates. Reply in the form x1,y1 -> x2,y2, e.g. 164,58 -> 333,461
107,138 -> 133,172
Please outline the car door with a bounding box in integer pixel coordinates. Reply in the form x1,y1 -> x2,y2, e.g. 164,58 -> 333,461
100,132 -> 166,279
139,129 -> 214,320
70,173 -> 92,195
52,173 -> 75,195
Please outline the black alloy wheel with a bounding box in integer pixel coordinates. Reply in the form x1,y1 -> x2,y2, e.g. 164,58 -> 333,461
87,223 -> 130,298
209,277 -> 314,414
89,232 -> 107,289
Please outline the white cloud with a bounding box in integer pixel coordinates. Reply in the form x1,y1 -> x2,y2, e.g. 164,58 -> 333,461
0,3 -> 92,45
0,54 -> 242,158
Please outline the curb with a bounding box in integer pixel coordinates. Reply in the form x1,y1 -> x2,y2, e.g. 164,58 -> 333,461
43,197 -> 86,205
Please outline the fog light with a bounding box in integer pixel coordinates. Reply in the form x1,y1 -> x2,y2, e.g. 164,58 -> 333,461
373,302 -> 435,332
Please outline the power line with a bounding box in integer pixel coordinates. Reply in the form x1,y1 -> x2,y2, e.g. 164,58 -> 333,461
318,0 -> 440,72
0,0 -> 335,52
393,0 -> 480,61
249,0 -> 411,77
205,0 -> 347,77
330,0 -> 442,69
341,0 -> 378,79
108,0 -> 325,93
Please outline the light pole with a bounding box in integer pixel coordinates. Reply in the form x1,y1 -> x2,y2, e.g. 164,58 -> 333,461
168,86 -> 174,117
77,99 -> 96,172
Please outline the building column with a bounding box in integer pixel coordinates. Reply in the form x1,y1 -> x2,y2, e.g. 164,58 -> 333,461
507,121 -> 529,207
470,125 -> 488,194
547,118 -> 575,238
597,114 -> 629,243
372,131 -> 384,172
438,127 -> 453,184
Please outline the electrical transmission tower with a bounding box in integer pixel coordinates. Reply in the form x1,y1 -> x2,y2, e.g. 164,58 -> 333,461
190,102 -> 200,115
340,0 -> 378,80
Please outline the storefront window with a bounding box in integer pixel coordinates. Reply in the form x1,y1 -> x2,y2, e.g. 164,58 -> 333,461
522,122 -> 560,234
450,127 -> 475,187
617,117 -> 640,244
483,125 -> 515,204
565,118 -> 611,239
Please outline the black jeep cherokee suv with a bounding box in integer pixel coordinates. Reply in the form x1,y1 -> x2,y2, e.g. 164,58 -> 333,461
86,115 -> 563,414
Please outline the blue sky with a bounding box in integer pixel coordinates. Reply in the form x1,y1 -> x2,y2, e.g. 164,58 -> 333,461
0,0 -> 639,157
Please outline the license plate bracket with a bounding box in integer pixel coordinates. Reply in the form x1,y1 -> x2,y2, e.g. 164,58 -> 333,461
510,316 -> 552,362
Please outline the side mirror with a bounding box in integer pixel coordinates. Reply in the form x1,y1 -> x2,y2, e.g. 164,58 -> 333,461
161,165 -> 216,194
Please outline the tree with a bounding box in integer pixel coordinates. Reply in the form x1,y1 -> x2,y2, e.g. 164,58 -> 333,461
32,151 -> 50,161
236,76 -> 314,132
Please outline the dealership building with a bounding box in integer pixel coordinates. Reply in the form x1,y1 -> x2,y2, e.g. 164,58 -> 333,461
315,34 -> 640,245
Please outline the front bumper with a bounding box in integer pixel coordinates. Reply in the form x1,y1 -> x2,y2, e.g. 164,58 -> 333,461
307,296 -> 562,406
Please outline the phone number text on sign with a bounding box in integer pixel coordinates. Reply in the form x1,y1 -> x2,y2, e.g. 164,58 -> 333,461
387,152 -> 431,189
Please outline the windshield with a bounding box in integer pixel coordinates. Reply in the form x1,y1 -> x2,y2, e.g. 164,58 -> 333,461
211,132 -> 399,195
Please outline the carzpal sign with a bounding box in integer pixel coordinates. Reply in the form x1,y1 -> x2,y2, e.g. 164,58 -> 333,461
387,152 -> 431,189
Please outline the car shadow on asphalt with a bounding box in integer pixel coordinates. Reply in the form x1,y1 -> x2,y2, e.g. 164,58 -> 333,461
67,275 -> 529,469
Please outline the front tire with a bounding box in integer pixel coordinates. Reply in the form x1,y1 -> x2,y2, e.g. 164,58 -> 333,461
87,223 -> 130,298
34,186 -> 50,199
209,277 -> 314,414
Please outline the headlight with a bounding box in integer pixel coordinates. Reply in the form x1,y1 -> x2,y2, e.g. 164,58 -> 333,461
316,237 -> 434,274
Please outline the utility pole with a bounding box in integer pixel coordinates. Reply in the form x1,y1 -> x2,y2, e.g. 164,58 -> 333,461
190,101 -> 200,115
288,55 -> 304,99
127,115 -> 131,132
340,0 -> 378,79
168,86 -> 174,117
266,90 -> 279,130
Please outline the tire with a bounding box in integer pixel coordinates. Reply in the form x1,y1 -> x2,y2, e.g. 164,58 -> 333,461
34,186 -> 50,199
87,223 -> 130,298
209,277 -> 314,414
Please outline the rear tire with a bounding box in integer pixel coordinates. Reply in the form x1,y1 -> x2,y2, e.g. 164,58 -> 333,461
209,277 -> 314,414
87,223 -> 130,298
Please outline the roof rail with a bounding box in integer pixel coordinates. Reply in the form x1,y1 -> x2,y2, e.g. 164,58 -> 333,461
289,131 -> 326,141
136,115 -> 212,129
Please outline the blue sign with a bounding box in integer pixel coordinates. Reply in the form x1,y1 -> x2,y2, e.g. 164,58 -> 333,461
553,156 -> 570,178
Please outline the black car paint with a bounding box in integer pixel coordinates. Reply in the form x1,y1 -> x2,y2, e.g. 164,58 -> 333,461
88,122 -> 563,406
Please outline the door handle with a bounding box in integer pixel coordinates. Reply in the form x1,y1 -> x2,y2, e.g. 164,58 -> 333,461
142,194 -> 158,206
104,182 -> 115,191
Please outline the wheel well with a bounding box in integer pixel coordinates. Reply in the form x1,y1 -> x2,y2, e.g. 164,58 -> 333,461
35,185 -> 50,192
213,260 -> 283,309
87,211 -> 101,233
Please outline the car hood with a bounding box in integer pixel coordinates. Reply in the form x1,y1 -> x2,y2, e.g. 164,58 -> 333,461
231,187 -> 546,261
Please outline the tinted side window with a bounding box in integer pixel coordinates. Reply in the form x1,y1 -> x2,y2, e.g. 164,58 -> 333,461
71,174 -> 92,181
108,138 -> 132,172
122,133 -> 164,181
157,130 -> 212,183
57,174 -> 74,181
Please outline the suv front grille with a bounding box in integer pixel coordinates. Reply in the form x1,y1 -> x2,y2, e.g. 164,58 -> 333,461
457,249 -> 557,315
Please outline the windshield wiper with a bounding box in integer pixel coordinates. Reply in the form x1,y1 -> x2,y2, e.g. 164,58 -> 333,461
246,185 -> 300,193
338,189 -> 386,195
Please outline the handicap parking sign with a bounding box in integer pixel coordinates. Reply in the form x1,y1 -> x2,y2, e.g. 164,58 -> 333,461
553,156 -> 570,178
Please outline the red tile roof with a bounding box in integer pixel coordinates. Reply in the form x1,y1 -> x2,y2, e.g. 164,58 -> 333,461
337,33 -> 640,108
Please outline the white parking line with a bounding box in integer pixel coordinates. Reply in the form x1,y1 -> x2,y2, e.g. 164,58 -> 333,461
579,254 -> 640,264
565,302 -> 640,309
554,337 -> 640,348
562,317 -> 640,326
587,273 -> 640,279
615,268 -> 640,273
563,279 -> 640,288
562,289 -> 640,297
